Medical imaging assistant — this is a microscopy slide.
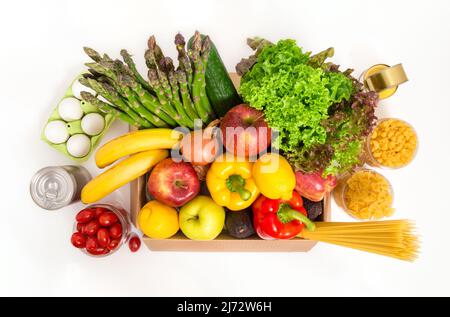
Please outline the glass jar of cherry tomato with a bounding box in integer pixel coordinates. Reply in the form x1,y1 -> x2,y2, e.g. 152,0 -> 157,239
71,203 -> 131,257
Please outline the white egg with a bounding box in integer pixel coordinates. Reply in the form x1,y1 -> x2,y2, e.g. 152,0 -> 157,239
71,78 -> 94,99
81,113 -> 105,136
66,134 -> 91,158
58,97 -> 83,121
44,120 -> 69,144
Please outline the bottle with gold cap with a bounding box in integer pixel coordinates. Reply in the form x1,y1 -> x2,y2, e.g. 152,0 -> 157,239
361,63 -> 408,99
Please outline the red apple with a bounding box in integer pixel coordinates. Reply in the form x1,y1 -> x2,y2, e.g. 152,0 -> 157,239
220,104 -> 271,158
294,170 -> 337,202
148,158 -> 200,207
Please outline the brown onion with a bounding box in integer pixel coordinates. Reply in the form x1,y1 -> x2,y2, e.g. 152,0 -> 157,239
180,128 -> 220,166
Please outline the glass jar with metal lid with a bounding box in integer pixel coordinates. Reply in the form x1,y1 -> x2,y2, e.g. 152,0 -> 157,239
360,63 -> 408,99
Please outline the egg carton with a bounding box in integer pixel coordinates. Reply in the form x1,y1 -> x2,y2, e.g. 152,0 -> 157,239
41,74 -> 116,163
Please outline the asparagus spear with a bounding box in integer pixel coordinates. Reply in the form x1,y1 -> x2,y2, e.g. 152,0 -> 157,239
199,36 -> 214,117
83,47 -> 103,63
163,57 -> 194,129
146,40 -> 174,103
117,74 -> 168,128
95,80 -> 154,128
102,53 -> 113,62
80,91 -> 137,127
147,69 -> 184,126
86,61 -> 135,103
189,32 -> 210,123
120,49 -> 153,92
176,70 -> 201,128
121,73 -> 177,127
145,36 -> 178,96
148,35 -> 165,66
175,33 -> 193,90
86,68 -> 103,79
85,62 -> 117,82
83,47 -> 114,64
145,36 -> 165,77
146,43 -> 190,128
86,58 -> 176,128
79,77 -> 152,128
167,71 -> 194,129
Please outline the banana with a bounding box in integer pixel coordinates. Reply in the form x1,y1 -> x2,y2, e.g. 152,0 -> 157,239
95,128 -> 183,168
82,149 -> 168,204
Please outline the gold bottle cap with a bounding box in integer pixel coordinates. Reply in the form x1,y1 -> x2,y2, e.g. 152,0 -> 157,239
364,64 -> 408,99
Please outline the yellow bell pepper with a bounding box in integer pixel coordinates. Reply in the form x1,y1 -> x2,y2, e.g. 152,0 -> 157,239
206,155 -> 260,211
252,153 -> 296,200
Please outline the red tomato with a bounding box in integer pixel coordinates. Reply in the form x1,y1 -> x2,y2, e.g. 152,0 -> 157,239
128,235 -> 141,252
86,236 -> 110,256
87,246 -> 110,256
95,207 -> 108,218
83,220 -> 100,236
109,223 -> 123,239
76,209 -> 95,223
97,228 -> 110,248
98,212 -> 119,227
76,222 -> 85,233
71,232 -> 86,248
108,238 -> 121,251
85,236 -> 98,251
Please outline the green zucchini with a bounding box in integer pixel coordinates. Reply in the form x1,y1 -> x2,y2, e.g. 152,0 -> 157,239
188,35 -> 242,117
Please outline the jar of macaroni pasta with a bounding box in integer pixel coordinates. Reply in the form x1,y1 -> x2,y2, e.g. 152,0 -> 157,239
364,118 -> 418,169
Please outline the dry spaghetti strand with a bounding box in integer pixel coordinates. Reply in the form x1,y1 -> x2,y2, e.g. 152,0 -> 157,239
299,220 -> 420,262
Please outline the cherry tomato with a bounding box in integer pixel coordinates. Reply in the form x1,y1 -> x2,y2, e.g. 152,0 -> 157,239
107,238 -> 121,251
97,228 -> 110,248
85,236 -> 98,252
71,232 -> 86,248
128,235 -> 141,252
109,223 -> 123,239
98,212 -> 119,227
83,220 -> 100,236
76,209 -> 96,223
87,246 -> 110,256
95,207 -> 108,218
76,222 -> 86,233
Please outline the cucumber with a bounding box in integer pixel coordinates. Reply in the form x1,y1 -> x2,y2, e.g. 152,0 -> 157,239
188,35 -> 242,117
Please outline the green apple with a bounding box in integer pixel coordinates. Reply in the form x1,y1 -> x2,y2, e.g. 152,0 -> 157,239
179,195 -> 225,240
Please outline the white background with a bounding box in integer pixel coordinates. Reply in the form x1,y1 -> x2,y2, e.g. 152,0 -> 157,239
1,0 -> 449,297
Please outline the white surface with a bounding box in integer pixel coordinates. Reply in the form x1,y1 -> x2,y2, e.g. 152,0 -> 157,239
1,0 -> 449,297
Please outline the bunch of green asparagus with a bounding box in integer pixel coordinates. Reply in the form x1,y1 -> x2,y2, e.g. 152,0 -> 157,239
80,31 -> 214,129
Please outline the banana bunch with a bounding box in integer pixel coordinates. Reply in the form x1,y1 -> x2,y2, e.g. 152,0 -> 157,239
81,129 -> 183,203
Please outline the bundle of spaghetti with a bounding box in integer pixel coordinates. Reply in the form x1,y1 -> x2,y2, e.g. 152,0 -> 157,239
299,220 -> 420,262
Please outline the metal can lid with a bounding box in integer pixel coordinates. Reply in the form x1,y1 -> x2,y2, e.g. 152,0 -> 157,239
30,166 -> 76,210
364,64 -> 408,99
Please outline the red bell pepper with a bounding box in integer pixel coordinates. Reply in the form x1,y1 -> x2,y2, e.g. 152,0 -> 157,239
252,191 -> 315,239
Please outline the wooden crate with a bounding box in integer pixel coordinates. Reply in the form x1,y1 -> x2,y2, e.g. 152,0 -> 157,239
129,73 -> 330,252
130,175 -> 330,252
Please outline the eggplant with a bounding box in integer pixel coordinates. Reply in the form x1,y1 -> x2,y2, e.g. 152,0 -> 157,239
225,209 -> 255,239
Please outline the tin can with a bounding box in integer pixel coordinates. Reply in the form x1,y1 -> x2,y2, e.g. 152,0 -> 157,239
30,165 -> 91,210
361,63 -> 408,99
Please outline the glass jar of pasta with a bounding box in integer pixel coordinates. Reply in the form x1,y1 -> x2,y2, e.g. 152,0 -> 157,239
364,118 -> 418,169
333,168 -> 394,220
